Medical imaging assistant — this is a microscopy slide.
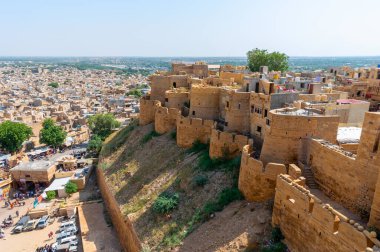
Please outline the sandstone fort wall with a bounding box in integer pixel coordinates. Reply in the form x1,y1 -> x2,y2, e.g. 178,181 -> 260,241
219,72 -> 245,85
209,129 -> 252,159
176,116 -> 215,148
154,106 -> 181,134
189,85 -> 220,120
307,140 -> 371,216
150,75 -> 172,104
139,98 -> 160,126
97,167 -> 141,252
238,145 -> 291,201
272,174 -> 380,252
260,110 -> 339,165
165,90 -> 189,109
224,91 -> 251,134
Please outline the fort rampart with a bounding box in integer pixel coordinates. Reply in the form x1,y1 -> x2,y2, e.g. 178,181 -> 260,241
154,106 -> 181,134
209,129 -> 252,159
238,145 -> 302,201
139,97 -> 160,126
272,174 -> 380,252
176,115 -> 215,148
97,167 -> 141,252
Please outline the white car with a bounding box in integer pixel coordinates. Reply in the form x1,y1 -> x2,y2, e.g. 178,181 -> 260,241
59,221 -> 76,232
60,235 -> 79,246
23,219 -> 39,231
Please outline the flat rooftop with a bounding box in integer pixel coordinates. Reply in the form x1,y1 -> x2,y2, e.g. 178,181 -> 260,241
337,127 -> 362,144
11,160 -> 55,171
274,108 -> 324,117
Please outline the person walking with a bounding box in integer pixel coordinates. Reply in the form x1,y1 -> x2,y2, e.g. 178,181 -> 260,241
16,210 -> 19,217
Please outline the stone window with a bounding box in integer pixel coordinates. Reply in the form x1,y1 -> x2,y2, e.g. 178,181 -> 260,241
173,82 -> 177,88
226,101 -> 229,108
266,119 -> 270,126
264,109 -> 268,117
251,105 -> 255,113
373,131 -> 380,153
257,126 -> 262,133
192,111 -> 195,116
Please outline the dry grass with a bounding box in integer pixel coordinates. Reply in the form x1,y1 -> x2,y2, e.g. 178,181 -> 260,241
98,124 -> 239,251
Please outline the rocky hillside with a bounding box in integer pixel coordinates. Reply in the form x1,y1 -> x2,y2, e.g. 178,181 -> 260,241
98,121 -> 273,251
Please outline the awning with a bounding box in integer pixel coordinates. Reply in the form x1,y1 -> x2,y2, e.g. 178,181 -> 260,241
44,177 -> 71,192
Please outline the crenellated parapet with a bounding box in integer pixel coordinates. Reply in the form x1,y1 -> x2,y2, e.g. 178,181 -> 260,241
154,106 -> 181,134
176,115 -> 215,148
139,97 -> 161,126
238,145 -> 301,202
209,129 -> 253,159
273,174 -> 380,252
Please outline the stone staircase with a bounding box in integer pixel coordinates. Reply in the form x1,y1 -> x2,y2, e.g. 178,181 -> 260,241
301,164 -> 318,189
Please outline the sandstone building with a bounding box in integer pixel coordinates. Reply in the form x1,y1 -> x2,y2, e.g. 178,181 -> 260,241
138,62 -> 380,251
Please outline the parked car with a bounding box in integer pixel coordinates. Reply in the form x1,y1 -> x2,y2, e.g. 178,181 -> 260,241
60,235 -> 79,246
36,215 -> 50,229
56,228 -> 77,243
62,226 -> 78,235
12,215 -> 30,233
69,245 -> 78,252
59,221 -> 76,232
23,219 -> 39,231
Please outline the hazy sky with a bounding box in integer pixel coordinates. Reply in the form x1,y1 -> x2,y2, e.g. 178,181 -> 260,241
1,0 -> 379,57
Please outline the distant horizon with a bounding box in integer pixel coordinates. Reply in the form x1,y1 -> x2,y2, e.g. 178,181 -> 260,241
1,55 -> 380,58
1,1 -> 379,57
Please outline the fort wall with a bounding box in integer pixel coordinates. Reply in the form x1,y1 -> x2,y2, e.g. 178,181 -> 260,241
209,129 -> 252,159
149,75 -> 172,104
272,174 -> 379,252
165,90 -> 189,109
260,109 -> 339,165
250,93 -> 271,138
298,92 -> 347,102
176,116 -> 215,148
154,106 -> 181,134
97,167 -> 141,252
169,75 -> 188,88
307,139 -> 371,215
238,145 -> 292,201
224,91 -> 251,134
139,98 -> 160,126
219,71 -> 244,85
306,113 -> 380,222
189,85 -> 220,120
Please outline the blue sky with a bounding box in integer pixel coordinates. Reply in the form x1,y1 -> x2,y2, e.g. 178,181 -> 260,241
0,0 -> 379,57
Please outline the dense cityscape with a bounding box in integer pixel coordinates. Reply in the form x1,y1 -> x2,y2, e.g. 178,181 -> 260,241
1,0 -> 379,251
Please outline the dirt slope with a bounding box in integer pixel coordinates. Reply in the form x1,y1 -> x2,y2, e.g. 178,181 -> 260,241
99,122 -> 271,251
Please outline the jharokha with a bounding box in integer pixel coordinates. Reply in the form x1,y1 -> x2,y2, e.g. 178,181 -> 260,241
139,62 -> 380,252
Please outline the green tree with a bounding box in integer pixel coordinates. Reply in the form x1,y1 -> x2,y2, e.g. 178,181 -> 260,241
42,118 -> 55,128
126,89 -> 143,98
46,191 -> 56,200
88,114 -> 121,140
48,82 -> 59,88
247,48 -> 289,72
87,134 -> 103,153
65,182 -> 78,195
40,119 -> 67,148
0,121 -> 33,153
